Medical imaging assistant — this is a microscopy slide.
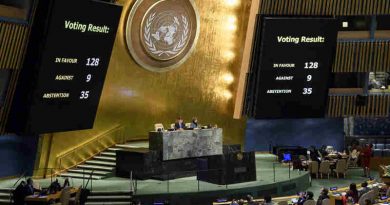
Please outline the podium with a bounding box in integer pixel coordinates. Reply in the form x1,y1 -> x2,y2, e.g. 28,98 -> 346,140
149,128 -> 223,160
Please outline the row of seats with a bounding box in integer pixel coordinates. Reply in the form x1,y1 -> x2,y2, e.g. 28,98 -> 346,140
308,160 -> 348,179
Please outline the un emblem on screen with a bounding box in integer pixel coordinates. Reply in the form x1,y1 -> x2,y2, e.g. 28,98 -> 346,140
126,0 -> 199,72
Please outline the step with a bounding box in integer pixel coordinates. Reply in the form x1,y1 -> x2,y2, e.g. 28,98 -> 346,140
115,144 -> 139,149
59,173 -> 103,180
0,193 -> 10,199
90,191 -> 132,196
0,188 -> 13,192
100,151 -> 116,157
0,199 -> 10,204
88,195 -> 133,199
77,165 -> 114,172
93,156 -> 116,162
0,192 -> 10,198
87,195 -> 132,202
67,169 -> 111,176
86,202 -> 133,205
107,148 -> 124,152
85,160 -> 116,167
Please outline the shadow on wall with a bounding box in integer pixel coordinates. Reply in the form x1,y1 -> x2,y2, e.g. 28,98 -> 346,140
0,134 -> 38,178
244,118 -> 344,152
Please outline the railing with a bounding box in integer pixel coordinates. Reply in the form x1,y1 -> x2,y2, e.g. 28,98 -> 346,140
9,167 -> 96,204
123,162 -> 301,196
56,125 -> 125,172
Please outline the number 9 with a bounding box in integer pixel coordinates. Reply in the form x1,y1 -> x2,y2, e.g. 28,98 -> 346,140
86,74 -> 92,82
307,75 -> 312,81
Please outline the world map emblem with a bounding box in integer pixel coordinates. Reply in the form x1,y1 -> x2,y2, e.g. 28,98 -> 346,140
126,0 -> 200,72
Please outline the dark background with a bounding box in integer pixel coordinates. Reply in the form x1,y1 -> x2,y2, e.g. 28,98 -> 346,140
0,134 -> 38,177
254,17 -> 338,119
7,0 -> 122,134
244,118 -> 344,152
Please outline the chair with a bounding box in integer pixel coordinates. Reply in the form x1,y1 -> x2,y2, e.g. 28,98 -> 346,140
319,161 -> 331,179
154,123 -> 164,131
358,191 -> 373,205
334,159 -> 347,178
308,161 -> 319,178
55,187 -> 72,205
386,186 -> 390,197
303,200 -> 316,205
69,186 -> 82,205
371,186 -> 379,201
321,198 -> 330,205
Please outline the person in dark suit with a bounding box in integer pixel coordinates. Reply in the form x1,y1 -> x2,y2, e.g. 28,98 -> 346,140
190,117 -> 198,128
49,179 -> 61,193
12,181 -> 26,205
316,188 -> 329,205
62,178 -> 70,189
24,178 -> 40,196
174,117 -> 185,130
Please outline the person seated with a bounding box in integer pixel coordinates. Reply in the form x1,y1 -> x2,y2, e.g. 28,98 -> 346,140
263,195 -> 273,205
346,183 -> 359,204
246,194 -> 258,205
305,192 -> 315,204
297,192 -> 306,205
48,179 -> 61,193
359,182 -> 370,197
174,117 -> 185,130
316,188 -> 329,205
230,199 -> 239,205
24,178 -> 41,196
298,191 -> 315,205
62,177 -> 70,189
13,181 -> 26,205
190,117 -> 198,129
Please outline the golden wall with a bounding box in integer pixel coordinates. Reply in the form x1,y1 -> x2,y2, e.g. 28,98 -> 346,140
36,0 -> 251,170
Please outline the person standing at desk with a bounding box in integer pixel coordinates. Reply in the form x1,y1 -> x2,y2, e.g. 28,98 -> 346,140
174,117 -> 185,130
190,117 -> 198,128
361,144 -> 373,177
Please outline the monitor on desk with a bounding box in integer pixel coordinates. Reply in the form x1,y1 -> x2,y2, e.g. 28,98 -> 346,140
283,153 -> 292,161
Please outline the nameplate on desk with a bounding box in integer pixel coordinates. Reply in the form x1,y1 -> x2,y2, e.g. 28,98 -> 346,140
234,167 -> 247,173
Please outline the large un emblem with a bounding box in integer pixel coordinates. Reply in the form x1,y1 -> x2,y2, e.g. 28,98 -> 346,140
126,0 -> 200,72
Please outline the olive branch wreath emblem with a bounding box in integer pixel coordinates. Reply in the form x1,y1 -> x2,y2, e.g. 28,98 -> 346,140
144,12 -> 189,57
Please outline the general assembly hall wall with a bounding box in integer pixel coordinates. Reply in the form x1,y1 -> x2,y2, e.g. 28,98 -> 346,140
35,0 -> 251,171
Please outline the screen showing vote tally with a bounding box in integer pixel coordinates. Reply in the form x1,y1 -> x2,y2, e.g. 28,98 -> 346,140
254,17 -> 338,119
27,0 -> 122,133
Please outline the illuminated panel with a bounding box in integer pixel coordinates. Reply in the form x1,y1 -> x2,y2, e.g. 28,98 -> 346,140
7,0 -> 122,133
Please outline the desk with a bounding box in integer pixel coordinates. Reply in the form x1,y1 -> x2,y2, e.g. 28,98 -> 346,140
329,181 -> 383,205
213,195 -> 298,205
149,128 -> 223,161
25,187 -> 78,204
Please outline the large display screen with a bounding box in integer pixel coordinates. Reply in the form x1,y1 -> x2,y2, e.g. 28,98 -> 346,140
254,17 -> 338,119
7,0 -> 122,133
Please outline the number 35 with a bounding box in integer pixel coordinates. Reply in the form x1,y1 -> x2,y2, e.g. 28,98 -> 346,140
303,88 -> 312,95
80,91 -> 89,99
